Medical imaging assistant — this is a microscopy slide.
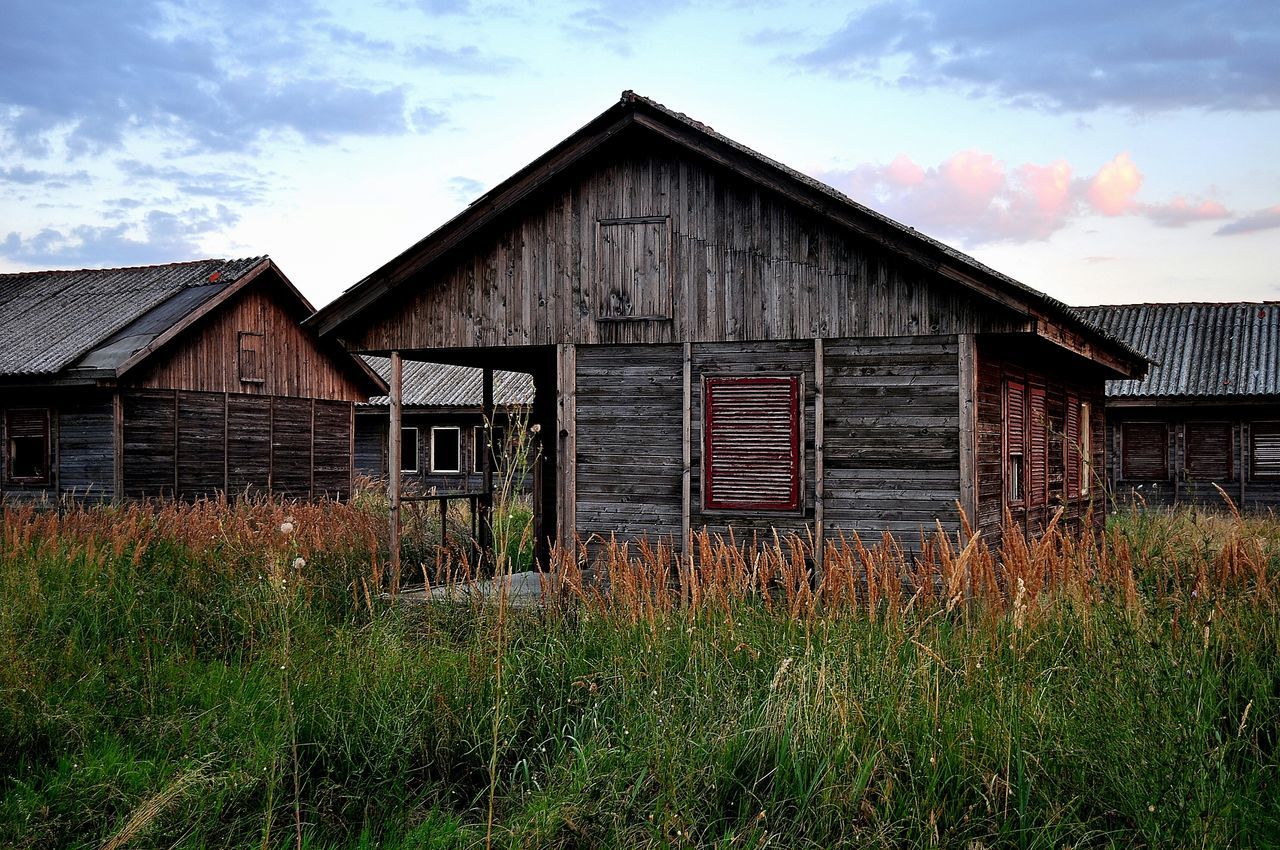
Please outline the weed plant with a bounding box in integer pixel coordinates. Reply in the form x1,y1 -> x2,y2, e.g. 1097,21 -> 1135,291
0,499 -> 1276,848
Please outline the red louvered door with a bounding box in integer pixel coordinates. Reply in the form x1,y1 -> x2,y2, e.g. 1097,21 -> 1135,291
703,375 -> 800,511
1028,385 -> 1048,505
1005,379 -> 1026,505
1065,395 -> 1081,497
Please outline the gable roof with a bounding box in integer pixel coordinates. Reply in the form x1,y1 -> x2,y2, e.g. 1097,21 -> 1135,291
360,356 -> 534,408
1078,303 -> 1280,400
0,257 -> 264,377
309,91 -> 1144,376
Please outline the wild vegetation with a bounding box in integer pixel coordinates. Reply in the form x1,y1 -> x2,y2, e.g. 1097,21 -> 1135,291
0,496 -> 1277,848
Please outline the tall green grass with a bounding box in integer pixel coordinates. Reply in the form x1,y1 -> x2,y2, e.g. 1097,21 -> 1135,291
1,501 -> 1276,848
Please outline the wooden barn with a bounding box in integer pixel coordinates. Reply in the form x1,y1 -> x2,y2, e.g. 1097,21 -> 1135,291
309,92 -> 1146,565
0,257 -> 384,502
355,356 -> 533,492
1080,302 -> 1280,509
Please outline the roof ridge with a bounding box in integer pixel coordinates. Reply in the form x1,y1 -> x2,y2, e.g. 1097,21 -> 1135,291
1080,301 -> 1280,309
0,255 -> 266,279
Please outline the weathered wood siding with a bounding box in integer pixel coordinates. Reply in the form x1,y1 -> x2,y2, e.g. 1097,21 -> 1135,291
570,336 -> 966,548
575,345 -> 684,542
0,393 -> 114,501
345,140 -> 1028,352
823,336 -> 961,541
1105,407 -> 1280,510
975,339 -> 1106,539
131,278 -> 369,401
122,389 -> 353,500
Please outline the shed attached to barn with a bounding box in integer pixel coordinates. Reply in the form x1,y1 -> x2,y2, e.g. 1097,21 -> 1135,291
1,257 -> 384,502
1079,302 -> 1280,509
355,356 -> 533,492
310,92 -> 1146,564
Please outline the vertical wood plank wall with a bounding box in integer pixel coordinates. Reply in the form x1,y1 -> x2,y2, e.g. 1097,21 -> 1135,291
120,389 -> 353,500
1106,408 -> 1280,509
132,281 -> 369,402
347,141 -> 1028,353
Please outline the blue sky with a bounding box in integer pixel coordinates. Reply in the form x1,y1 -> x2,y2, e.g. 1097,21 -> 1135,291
2,0 -> 1278,307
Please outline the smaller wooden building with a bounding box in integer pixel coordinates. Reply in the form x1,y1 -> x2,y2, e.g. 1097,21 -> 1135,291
1080,302 -> 1280,509
0,257 -> 384,502
355,356 -> 533,492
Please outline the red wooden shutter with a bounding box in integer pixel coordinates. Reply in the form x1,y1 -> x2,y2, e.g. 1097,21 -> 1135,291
1065,394 -> 1081,497
704,375 -> 800,511
1185,422 -> 1232,480
1005,379 -> 1025,504
1121,422 -> 1168,480
1028,385 -> 1048,505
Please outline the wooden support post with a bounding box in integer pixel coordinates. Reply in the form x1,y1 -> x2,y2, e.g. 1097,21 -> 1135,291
388,351 -> 403,592
555,344 -> 577,553
480,366 -> 495,567
681,341 -> 692,557
112,391 -> 124,501
958,333 -> 978,531
814,338 -> 825,577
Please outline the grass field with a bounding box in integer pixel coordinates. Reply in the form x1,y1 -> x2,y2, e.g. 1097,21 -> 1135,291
1,499 -> 1277,848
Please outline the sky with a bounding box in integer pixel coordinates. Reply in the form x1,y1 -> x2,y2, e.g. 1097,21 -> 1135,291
1,0 -> 1278,309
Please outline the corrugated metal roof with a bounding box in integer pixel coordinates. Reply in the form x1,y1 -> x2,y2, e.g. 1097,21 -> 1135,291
361,356 -> 534,407
1078,303 -> 1280,399
0,257 -> 264,376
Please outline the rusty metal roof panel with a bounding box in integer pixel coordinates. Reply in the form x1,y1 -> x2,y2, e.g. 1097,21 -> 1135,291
1078,303 -> 1280,400
361,356 -> 534,408
0,257 -> 264,376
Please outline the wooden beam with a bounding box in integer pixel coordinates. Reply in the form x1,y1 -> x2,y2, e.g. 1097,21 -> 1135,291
957,334 -> 978,530
813,337 -> 825,577
555,344 -> 577,553
388,351 -> 403,592
681,341 -> 692,556
480,366 -> 494,565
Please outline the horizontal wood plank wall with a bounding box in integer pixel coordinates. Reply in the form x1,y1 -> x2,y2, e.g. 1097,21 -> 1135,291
346,141 -> 1028,353
689,340 -> 817,539
575,344 -> 684,543
121,390 -> 352,500
823,336 -> 961,543
975,341 -> 1106,540
57,396 -> 115,501
131,281 -> 368,402
1105,407 -> 1280,509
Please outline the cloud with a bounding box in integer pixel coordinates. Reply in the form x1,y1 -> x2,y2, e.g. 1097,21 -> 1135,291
824,149 -> 1234,244
0,165 -> 91,187
116,159 -> 267,203
407,44 -> 519,74
0,0 -> 420,155
1216,205 -> 1280,236
795,0 -> 1280,113
447,176 -> 486,201
1,204 -> 239,268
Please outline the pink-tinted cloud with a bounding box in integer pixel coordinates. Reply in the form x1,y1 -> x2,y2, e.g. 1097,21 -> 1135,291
1085,152 -> 1142,216
1142,197 -> 1232,228
823,149 -> 1238,244
1216,205 -> 1280,236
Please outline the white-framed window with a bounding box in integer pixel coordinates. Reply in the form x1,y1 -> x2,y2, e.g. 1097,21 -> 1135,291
400,427 -> 419,474
431,426 -> 461,473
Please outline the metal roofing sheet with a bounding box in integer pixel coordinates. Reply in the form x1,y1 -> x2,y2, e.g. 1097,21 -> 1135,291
1077,303 -> 1280,399
361,356 -> 535,408
0,257 -> 264,376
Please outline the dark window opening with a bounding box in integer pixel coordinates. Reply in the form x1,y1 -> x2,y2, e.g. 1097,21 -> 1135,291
238,331 -> 264,384
703,375 -> 800,512
400,427 -> 419,474
5,409 -> 51,484
1121,422 -> 1169,480
1007,452 -> 1024,503
431,426 -> 461,474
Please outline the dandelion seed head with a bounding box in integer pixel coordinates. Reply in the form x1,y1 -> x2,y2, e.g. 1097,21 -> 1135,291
279,521 -> 295,535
